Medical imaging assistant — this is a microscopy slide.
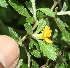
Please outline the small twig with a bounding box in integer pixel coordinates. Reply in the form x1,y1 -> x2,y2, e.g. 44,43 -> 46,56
32,20 -> 38,30
21,20 -> 38,41
51,0 -> 58,10
22,45 -> 31,68
21,34 -> 28,41
27,52 -> 31,68
57,11 -> 70,16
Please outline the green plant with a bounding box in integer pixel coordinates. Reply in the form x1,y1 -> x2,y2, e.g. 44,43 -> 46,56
0,0 -> 70,68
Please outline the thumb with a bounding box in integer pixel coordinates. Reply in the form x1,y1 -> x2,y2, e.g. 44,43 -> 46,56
0,35 -> 20,68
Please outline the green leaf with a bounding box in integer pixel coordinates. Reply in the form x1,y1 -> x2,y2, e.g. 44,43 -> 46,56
37,11 -> 44,19
35,19 -> 46,34
29,39 -> 39,50
21,64 -> 28,68
29,39 -> 34,49
61,2 -> 68,11
44,18 -> 50,26
8,27 -> 22,46
38,40 -> 58,61
0,0 -> 7,8
31,50 -> 41,58
29,39 -> 35,49
31,59 -> 39,68
38,8 -> 55,17
25,1 -> 33,14
24,23 -> 33,35
9,0 -> 30,17
8,27 -> 19,41
26,17 -> 34,24
55,18 -> 70,43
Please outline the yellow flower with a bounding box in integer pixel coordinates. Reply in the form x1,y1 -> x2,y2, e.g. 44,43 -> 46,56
41,25 -> 52,43
32,25 -> 52,43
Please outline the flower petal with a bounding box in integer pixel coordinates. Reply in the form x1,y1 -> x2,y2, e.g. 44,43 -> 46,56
45,30 -> 52,37
42,29 -> 52,38
44,38 -> 52,43
43,25 -> 50,31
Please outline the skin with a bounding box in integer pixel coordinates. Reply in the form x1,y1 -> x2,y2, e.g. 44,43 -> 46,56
0,35 -> 20,68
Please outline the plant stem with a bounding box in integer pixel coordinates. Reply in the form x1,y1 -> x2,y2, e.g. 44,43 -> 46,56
21,34 -> 28,41
51,0 -> 58,10
27,52 -> 31,68
21,20 -> 38,41
21,0 -> 38,42
57,0 -> 66,22
21,1 -> 38,66
32,20 -> 38,30
57,11 -> 70,16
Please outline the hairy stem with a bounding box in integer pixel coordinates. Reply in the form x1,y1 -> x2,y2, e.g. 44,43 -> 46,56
27,52 -> 31,68
21,34 -> 28,41
51,0 -> 58,10
57,11 -> 70,16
